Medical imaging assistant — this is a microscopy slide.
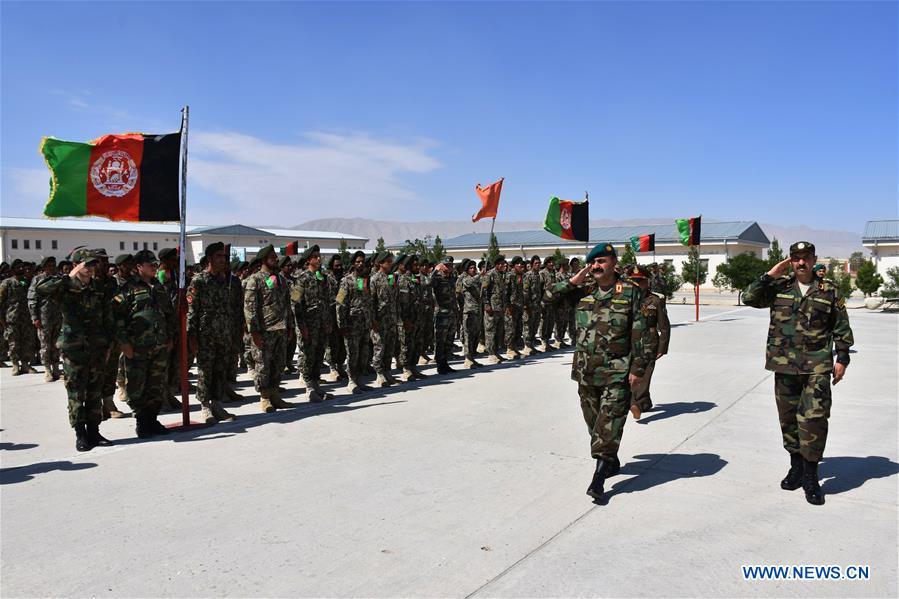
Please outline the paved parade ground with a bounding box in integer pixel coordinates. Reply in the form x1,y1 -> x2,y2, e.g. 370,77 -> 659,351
1,304 -> 897,598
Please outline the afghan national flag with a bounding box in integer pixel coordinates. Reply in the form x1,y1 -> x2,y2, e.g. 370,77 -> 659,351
544,197 -> 589,242
41,132 -> 181,222
675,216 -> 701,246
472,178 -> 503,222
282,241 -> 300,256
630,233 -> 655,253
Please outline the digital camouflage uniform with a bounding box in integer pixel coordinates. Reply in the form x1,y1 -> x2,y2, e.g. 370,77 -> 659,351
523,268 -> 543,351
336,272 -> 373,384
482,267 -> 507,357
28,272 -> 62,375
325,270 -> 348,378
430,268 -> 456,365
157,267 -> 181,394
539,267 -> 557,346
459,273 -> 482,361
226,272 -> 245,383
35,274 -> 113,427
370,270 -> 399,377
112,277 -> 175,420
95,273 -> 122,401
554,268 -> 571,344
396,272 -> 419,371
187,270 -> 233,408
631,291 -> 669,412
504,269 -> 525,354
743,273 -> 854,462
241,276 -> 255,373
552,274 -> 652,462
0,274 -> 37,369
244,265 -> 291,395
419,272 -> 436,360
292,269 -> 330,387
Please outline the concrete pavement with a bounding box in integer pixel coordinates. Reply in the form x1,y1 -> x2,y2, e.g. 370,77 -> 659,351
1,304 -> 896,597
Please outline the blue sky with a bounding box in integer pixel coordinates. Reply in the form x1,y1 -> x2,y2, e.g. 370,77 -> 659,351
2,1 -> 896,231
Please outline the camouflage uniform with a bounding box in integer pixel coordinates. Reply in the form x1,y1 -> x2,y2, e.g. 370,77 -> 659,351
112,277 -> 175,420
419,272 -> 436,361
631,291 -> 669,412
241,276 -> 255,374
743,273 -> 854,462
396,273 -> 419,371
28,272 -> 62,376
335,272 -> 373,385
226,272 -> 245,383
0,274 -> 37,369
523,268 -> 543,351
459,273 -> 482,361
552,274 -> 652,462
243,265 -> 291,395
504,269 -> 525,354
554,268 -> 571,344
370,270 -> 399,377
325,270 -> 348,378
539,267 -> 557,346
429,268 -> 457,366
35,274 -> 113,427
482,267 -> 507,357
187,270 -> 233,409
292,269 -> 330,387
94,273 -> 122,402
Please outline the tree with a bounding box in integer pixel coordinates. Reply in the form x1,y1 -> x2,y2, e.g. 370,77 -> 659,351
848,251 -> 865,273
337,238 -> 351,268
652,262 -> 682,301
374,237 -> 387,253
854,259 -> 883,296
431,235 -> 447,263
549,248 -> 567,266
766,237 -> 785,268
712,252 -> 767,305
680,246 -> 708,288
827,259 -> 853,297
482,233 -> 501,264
881,266 -> 899,298
619,243 -> 637,267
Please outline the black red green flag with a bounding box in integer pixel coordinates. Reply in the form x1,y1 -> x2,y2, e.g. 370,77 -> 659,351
41,132 -> 181,221
544,197 -> 589,242
630,234 -> 655,253
675,216 -> 701,246
281,241 -> 300,256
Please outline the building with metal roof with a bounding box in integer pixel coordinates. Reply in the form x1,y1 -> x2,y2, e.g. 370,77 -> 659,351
0,217 -> 367,263
862,220 -> 899,276
391,221 -> 770,289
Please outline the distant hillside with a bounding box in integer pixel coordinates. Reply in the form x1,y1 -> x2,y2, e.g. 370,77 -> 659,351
292,217 -> 864,258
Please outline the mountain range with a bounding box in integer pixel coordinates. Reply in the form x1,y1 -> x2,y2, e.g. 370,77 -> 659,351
292,217 -> 865,258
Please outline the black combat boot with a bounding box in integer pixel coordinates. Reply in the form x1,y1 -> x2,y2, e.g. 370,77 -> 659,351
150,417 -> 170,436
802,459 -> 824,505
780,453 -> 803,491
608,455 -> 621,477
74,424 -> 91,452
586,458 -> 614,500
86,423 -> 114,447
135,415 -> 155,439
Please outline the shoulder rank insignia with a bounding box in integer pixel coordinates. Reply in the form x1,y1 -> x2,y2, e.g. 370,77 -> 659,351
615,282 -> 623,293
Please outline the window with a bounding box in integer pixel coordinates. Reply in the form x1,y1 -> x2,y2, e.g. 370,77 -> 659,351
143,242 -> 148,250
153,242 -> 158,251
133,242 -> 138,250
23,240 -> 30,249
120,241 -> 125,250
35,240 -> 42,250
11,239 -> 17,249
52,240 -> 58,250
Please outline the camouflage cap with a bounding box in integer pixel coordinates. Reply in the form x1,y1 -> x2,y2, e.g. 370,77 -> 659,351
542,256 -> 555,266
114,253 -> 134,266
441,256 -> 453,265
91,248 -> 109,259
256,244 -> 276,261
38,256 -> 56,268
133,250 -> 158,265
300,244 -> 320,262
277,255 -> 292,269
71,249 -> 98,265
158,247 -> 178,261
586,242 -> 617,262
789,241 -> 816,256
230,258 -> 242,271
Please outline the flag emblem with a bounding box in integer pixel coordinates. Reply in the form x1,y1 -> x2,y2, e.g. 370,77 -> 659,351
560,206 -> 571,230
90,150 -> 138,197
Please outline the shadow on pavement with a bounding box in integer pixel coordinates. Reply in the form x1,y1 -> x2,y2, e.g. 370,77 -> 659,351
0,442 -> 39,451
637,401 -> 717,425
1,460 -> 98,485
820,455 -> 899,495
599,452 -> 728,504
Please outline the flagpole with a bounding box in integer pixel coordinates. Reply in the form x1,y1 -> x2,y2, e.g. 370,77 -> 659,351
178,105 -> 190,427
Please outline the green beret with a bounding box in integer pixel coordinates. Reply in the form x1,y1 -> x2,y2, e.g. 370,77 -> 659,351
813,263 -> 826,272
158,247 -> 178,261
586,242 -> 617,262
278,255 -> 292,269
375,251 -> 394,265
789,241 -> 816,256
300,244 -> 320,262
494,254 -> 506,264
248,257 -> 262,269
204,242 -> 225,258
351,250 -> 366,263
510,256 -> 524,266
256,244 -> 276,261
114,253 -> 134,266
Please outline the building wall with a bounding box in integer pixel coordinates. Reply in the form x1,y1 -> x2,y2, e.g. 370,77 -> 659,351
864,242 -> 899,277
434,241 -> 765,289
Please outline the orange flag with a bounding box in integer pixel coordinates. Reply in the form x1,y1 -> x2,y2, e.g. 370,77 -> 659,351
472,178 -> 504,222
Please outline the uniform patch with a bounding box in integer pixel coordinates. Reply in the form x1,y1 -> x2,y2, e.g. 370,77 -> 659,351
837,297 -> 846,309
615,282 -> 623,293
290,287 -> 301,302
776,293 -> 795,300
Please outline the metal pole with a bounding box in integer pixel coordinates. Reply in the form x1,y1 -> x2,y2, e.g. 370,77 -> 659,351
695,247 -> 700,322
178,106 -> 190,426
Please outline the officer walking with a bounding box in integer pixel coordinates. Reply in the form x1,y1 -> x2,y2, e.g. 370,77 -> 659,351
626,265 -> 670,418
743,241 -> 854,506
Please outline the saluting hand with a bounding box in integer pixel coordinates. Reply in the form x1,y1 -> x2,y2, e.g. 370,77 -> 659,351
767,258 -> 792,278
570,265 -> 592,286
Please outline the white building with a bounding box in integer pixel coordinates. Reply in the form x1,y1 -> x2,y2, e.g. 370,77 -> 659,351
0,217 -> 367,264
413,221 -> 770,289
862,220 -> 899,277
